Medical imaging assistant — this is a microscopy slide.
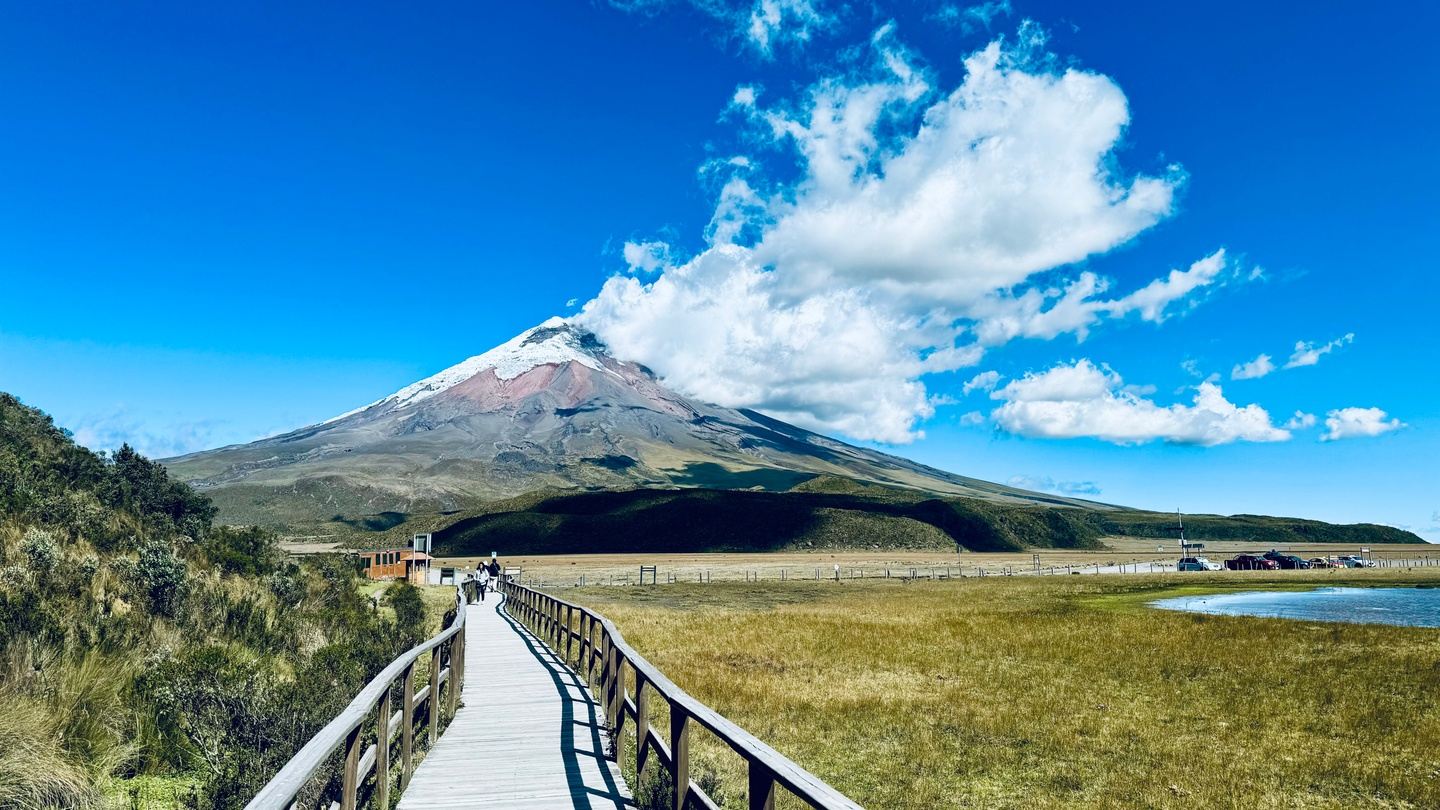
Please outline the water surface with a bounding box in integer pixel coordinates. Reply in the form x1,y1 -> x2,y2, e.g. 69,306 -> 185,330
1151,587 -> 1440,627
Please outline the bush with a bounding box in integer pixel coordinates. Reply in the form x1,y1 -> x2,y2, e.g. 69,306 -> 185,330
385,582 -> 426,636
21,527 -> 59,574
135,540 -> 189,618
203,525 -> 280,577
266,562 -> 308,608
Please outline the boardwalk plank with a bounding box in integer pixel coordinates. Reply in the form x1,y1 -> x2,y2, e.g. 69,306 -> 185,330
398,594 -> 634,810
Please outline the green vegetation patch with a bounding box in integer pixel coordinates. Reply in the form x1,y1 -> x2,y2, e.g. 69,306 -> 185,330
332,479 -> 1420,556
0,393 -> 451,809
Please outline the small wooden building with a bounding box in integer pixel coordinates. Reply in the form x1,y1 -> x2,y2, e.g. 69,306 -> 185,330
359,548 -> 433,585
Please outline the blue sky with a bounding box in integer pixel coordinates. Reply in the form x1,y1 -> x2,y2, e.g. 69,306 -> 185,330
1,1 -> 1436,538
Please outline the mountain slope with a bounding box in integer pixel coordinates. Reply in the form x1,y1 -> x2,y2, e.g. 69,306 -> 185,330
166,319 -> 1103,527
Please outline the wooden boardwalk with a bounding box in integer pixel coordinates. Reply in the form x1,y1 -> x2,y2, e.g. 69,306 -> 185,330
398,593 -> 635,809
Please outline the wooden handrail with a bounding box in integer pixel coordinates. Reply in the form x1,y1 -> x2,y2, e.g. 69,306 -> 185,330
498,580 -> 864,810
248,582 -> 475,810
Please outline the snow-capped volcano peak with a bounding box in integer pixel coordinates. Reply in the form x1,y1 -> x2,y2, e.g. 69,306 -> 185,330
326,317 -> 614,422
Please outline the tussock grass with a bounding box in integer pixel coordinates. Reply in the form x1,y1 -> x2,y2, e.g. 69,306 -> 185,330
0,691 -> 103,809
575,571 -> 1440,809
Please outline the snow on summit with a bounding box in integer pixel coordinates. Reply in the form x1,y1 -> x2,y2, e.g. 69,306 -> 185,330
325,317 -> 612,422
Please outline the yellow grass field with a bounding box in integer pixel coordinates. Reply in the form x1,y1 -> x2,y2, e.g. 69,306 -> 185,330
434,542 -> 1437,588
555,570 -> 1440,809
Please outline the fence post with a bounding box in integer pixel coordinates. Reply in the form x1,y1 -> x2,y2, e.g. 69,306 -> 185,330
605,637 -> 620,747
376,684 -> 392,810
447,636 -> 459,718
671,708 -> 690,810
455,615 -> 466,700
581,613 -> 592,685
566,604 -> 575,665
428,646 -> 441,740
401,661 -> 416,788
748,760 -> 776,810
340,720 -> 361,810
635,672 -> 650,780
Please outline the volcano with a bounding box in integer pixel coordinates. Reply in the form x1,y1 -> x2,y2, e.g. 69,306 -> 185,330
165,318 -> 1100,526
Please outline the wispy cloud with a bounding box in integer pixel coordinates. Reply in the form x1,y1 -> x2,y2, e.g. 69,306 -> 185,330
1008,474 -> 1101,496
1285,332 -> 1354,369
65,406 -> 295,459
962,370 -> 1001,395
1228,332 -> 1354,381
607,0 -> 834,57
1230,353 -> 1275,380
930,0 -> 1013,33
1284,411 -> 1317,430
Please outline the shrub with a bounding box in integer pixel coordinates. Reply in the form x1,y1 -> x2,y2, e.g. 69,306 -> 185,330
135,540 -> 189,618
202,525 -> 280,576
21,527 -> 59,574
77,554 -> 99,582
266,563 -> 307,608
386,582 -> 426,636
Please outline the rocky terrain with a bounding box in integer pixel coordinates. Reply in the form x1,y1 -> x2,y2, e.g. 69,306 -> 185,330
165,319 -> 1099,528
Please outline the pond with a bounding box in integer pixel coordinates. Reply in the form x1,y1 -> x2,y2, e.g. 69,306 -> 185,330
1151,586 -> 1440,628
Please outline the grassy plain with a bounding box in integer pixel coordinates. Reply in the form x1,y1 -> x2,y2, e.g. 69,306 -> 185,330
568,570 -> 1440,809
434,541 -> 1437,587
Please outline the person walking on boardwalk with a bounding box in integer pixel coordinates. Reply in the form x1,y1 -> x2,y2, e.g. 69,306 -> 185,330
477,563 -> 491,602
486,557 -> 501,585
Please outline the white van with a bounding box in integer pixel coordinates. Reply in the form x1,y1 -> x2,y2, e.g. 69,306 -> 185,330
1177,556 -> 1223,572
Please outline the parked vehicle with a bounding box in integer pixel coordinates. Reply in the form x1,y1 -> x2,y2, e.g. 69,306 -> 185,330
1308,557 -> 1344,569
1178,556 -> 1224,571
1339,554 -> 1376,568
1264,551 -> 1312,569
1226,554 -> 1279,571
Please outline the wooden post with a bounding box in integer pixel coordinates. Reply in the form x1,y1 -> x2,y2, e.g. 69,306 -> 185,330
748,760 -> 776,810
671,708 -> 690,810
580,613 -> 591,684
428,646 -> 441,741
455,618 -> 466,703
612,656 -> 626,747
565,605 -> 575,665
447,637 -> 459,718
401,662 -> 416,788
340,721 -> 362,810
376,686 -> 392,810
634,672 -> 649,780
602,634 -> 615,731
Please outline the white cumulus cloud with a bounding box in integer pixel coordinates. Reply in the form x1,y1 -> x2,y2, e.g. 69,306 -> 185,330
1320,407 -> 1404,441
622,240 -> 674,273
578,26 -> 1226,443
988,359 -> 1291,446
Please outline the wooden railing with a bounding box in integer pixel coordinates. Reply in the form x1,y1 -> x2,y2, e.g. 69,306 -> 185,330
499,579 -> 864,810
247,582 -> 473,810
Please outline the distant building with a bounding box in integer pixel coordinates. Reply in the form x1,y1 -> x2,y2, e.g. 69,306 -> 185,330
359,548 -> 433,585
